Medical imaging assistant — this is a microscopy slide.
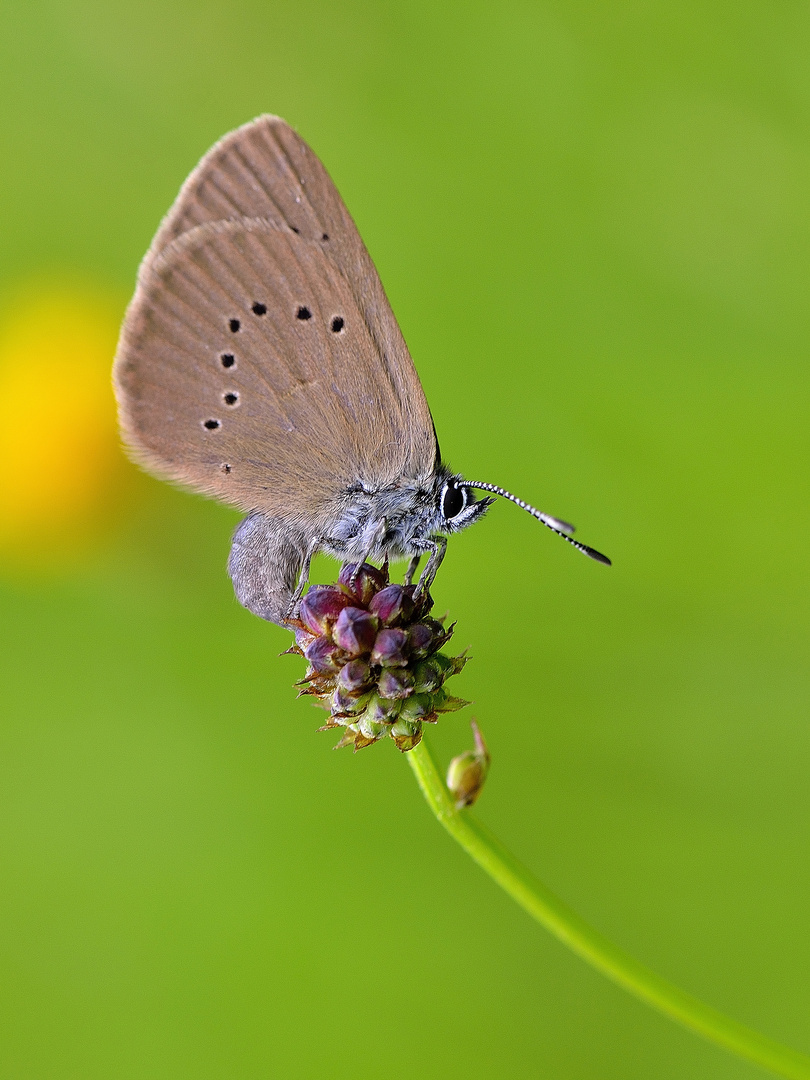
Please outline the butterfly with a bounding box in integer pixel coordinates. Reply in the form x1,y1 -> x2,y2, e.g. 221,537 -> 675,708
113,115 -> 609,626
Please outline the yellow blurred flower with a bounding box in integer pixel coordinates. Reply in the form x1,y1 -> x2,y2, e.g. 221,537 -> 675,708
0,279 -> 127,569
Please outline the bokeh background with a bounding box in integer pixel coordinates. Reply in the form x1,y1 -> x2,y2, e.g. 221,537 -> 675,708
1,2 -> 809,1077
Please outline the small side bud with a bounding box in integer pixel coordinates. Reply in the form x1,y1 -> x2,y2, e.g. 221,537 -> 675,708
446,719 -> 490,808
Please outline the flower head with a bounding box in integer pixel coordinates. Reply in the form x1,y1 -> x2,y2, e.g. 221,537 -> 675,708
288,562 -> 469,751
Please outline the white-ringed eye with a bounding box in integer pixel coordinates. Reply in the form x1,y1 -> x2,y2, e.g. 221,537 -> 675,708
441,482 -> 466,520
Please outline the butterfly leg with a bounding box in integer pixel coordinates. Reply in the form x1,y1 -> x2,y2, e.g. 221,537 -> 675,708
414,536 -> 447,600
404,553 -> 421,586
286,534 -> 327,618
349,519 -> 388,588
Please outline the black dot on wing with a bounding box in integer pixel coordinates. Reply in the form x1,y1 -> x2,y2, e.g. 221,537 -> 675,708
229,318 -> 240,332
296,306 -> 312,320
223,392 -> 239,406
220,353 -> 235,368
251,302 -> 267,315
331,316 -> 344,333
203,419 -> 221,430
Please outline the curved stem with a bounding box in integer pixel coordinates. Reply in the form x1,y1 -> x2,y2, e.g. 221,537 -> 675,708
407,737 -> 810,1080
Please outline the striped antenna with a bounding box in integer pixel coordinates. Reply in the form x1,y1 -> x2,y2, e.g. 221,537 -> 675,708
461,481 -> 612,566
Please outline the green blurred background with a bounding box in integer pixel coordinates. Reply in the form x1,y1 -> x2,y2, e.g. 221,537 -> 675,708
1,2 -> 809,1077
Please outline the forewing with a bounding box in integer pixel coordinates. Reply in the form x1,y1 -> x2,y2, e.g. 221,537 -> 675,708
141,114 -> 436,478
114,217 -> 424,523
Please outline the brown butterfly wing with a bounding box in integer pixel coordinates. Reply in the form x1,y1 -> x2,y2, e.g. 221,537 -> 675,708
115,216 -> 429,525
114,115 -> 436,521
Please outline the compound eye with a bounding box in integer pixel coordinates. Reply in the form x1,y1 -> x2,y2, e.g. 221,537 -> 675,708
442,482 -> 466,520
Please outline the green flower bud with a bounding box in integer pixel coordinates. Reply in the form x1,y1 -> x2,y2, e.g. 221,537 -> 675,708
411,658 -> 444,693
390,718 -> 423,752
359,714 -> 388,740
365,693 -> 402,724
398,692 -> 433,722
446,720 -> 490,808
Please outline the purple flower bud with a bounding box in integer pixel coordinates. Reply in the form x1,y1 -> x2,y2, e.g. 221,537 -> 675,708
294,626 -> 317,651
365,693 -> 402,723
304,636 -> 347,674
338,562 -> 388,606
332,607 -> 379,656
407,622 -> 437,659
337,659 -> 374,696
299,586 -> 351,635
425,617 -> 452,648
416,584 -> 438,615
377,667 -> 415,700
332,685 -> 371,716
288,559 -> 471,751
371,627 -> 410,667
369,584 -> 415,626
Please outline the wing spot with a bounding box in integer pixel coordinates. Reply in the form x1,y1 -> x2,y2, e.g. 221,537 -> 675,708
296,305 -> 312,321
331,316 -> 345,333
229,318 -> 241,333
223,392 -> 239,406
221,463 -> 232,474
203,419 -> 221,431
251,302 -> 267,315
220,353 -> 236,368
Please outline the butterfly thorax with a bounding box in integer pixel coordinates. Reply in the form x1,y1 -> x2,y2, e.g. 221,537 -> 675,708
322,468 -> 490,563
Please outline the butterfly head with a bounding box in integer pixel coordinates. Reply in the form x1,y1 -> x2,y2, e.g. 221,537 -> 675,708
435,471 -> 494,535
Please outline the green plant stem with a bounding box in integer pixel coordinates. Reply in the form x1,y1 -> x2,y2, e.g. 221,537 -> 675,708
407,736 -> 810,1080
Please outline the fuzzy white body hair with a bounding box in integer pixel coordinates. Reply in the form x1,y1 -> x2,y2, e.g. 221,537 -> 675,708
228,469 -> 491,626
